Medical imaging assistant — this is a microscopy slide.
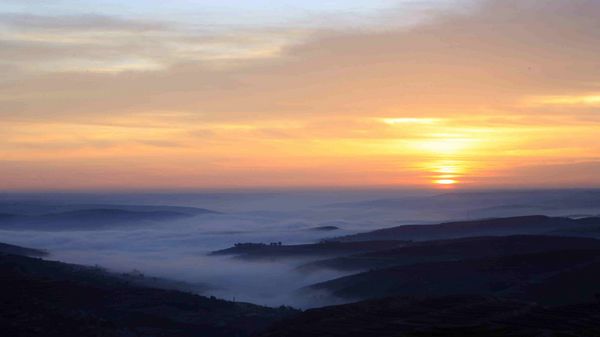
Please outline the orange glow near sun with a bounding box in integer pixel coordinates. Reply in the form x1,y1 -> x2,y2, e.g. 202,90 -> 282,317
426,159 -> 468,188
435,179 -> 458,185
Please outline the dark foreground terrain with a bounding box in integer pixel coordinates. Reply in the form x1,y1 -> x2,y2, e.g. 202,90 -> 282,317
0,247 -> 296,337
258,295 -> 600,337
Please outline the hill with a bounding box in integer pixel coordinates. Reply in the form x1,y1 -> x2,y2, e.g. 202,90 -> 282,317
257,295 -> 600,337
0,201 -> 217,216
0,253 -> 297,337
306,249 -> 600,304
210,241 -> 408,261
0,207 -> 216,230
0,242 -> 48,257
302,235 -> 600,272
337,215 -> 600,242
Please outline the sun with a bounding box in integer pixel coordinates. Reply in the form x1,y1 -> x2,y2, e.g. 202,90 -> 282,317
434,179 -> 458,185
427,161 -> 464,187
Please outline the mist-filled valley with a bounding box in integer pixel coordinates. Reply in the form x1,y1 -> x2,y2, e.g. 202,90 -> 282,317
2,189 -> 600,309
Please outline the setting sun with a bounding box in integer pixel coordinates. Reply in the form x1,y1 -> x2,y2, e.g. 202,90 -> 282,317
434,179 -> 458,186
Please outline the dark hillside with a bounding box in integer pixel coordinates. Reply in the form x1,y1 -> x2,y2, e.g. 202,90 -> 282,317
0,242 -> 47,257
307,249 -> 600,304
338,216 -> 600,242
303,235 -> 600,272
257,295 -> 600,337
0,254 -> 297,337
210,240 -> 408,260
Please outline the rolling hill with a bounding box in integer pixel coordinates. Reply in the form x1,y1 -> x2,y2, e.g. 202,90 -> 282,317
302,235 -> 600,272
0,249 -> 296,337
336,215 -> 600,242
0,205 -> 217,230
257,295 -> 600,337
210,241 -> 408,261
306,249 -> 600,304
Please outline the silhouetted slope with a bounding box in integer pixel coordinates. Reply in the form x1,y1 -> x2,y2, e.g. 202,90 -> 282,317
257,295 -> 600,337
337,215 -> 600,242
210,241 -> 407,260
303,235 -> 600,272
548,220 -> 600,237
0,254 -> 297,337
307,249 -> 600,304
0,242 -> 47,257
515,260 -> 600,306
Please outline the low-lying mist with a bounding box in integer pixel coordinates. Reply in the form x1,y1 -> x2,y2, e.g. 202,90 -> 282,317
0,215 -> 356,307
1,189 -> 599,308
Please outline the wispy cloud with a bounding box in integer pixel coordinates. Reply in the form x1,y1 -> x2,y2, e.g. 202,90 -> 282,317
523,94 -> 600,107
1,0 -> 600,189
0,12 -> 309,75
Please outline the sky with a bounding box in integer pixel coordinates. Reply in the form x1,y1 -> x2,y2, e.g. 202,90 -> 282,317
1,0 -> 600,190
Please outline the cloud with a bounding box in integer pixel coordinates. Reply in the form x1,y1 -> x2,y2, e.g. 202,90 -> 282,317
497,160 -> 600,188
0,12 -> 307,75
523,94 -> 600,107
3,0 -> 599,119
0,13 -> 167,32
1,0 -> 600,189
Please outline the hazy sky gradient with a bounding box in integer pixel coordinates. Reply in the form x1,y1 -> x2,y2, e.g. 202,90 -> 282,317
1,0 -> 599,190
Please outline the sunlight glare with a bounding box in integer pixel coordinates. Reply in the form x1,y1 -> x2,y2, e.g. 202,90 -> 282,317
435,179 -> 458,185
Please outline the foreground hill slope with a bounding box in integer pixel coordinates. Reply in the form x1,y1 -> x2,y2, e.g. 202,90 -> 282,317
0,251 -> 296,337
0,241 -> 47,257
257,295 -> 600,337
